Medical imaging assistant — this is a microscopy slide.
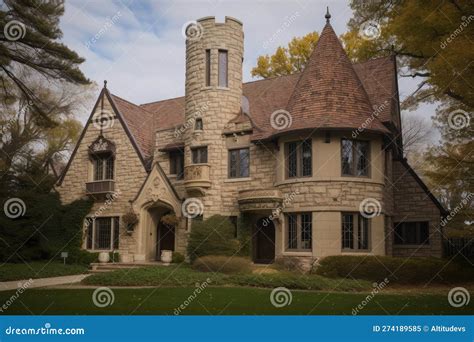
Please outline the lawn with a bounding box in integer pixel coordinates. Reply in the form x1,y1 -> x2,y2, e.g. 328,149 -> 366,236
0,262 -> 88,281
0,287 -> 472,315
82,264 -> 373,291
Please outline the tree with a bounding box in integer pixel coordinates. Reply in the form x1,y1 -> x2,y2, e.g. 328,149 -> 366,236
0,69 -> 93,190
341,0 -> 474,112
251,32 -> 319,78
0,0 -> 89,125
401,113 -> 433,158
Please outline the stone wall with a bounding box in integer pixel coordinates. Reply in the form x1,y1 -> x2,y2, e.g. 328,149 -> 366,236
56,93 -> 148,259
390,160 -> 442,257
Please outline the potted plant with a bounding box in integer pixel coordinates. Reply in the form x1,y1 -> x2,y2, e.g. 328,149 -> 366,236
122,210 -> 138,234
160,213 -> 180,226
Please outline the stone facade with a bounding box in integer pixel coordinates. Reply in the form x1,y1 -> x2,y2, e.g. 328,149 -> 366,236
56,16 -> 444,265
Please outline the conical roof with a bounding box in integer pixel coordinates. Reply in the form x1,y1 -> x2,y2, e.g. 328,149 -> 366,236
279,21 -> 389,136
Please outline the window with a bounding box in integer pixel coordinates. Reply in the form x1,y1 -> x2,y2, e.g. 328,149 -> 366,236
341,139 -> 370,176
394,221 -> 429,245
341,213 -> 370,251
195,118 -> 203,131
93,155 -> 114,180
286,212 -> 312,251
285,139 -> 312,178
218,50 -> 228,87
192,146 -> 208,164
86,217 -> 119,250
228,148 -> 250,178
169,150 -> 184,180
205,49 -> 211,86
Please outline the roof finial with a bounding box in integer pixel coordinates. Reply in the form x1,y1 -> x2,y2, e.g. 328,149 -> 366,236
325,6 -> 331,23
103,80 -> 107,88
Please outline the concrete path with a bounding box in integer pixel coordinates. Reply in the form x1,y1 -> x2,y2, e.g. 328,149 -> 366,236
0,274 -> 90,292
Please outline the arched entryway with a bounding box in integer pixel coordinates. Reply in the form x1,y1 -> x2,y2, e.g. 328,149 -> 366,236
254,218 -> 275,264
144,205 -> 177,261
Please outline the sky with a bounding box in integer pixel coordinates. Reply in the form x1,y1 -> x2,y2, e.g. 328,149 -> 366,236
60,0 -> 439,142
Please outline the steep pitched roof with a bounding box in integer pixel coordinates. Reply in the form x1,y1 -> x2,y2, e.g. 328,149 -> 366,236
268,22 -> 389,139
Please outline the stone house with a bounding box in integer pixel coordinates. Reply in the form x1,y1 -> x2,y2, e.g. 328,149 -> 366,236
56,14 -> 446,266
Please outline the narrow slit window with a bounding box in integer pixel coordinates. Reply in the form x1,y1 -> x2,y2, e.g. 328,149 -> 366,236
205,49 -> 211,86
218,50 -> 228,87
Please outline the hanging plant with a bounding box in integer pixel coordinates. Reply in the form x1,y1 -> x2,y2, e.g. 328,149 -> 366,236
160,213 -> 180,226
122,211 -> 138,231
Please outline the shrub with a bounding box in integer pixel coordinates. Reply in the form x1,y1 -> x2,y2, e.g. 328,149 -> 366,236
192,256 -> 252,274
172,252 -> 185,264
315,255 -> 474,284
187,215 -> 240,262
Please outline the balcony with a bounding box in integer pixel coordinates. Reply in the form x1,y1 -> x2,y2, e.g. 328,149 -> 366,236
184,164 -> 211,191
238,189 -> 283,212
86,180 -> 115,194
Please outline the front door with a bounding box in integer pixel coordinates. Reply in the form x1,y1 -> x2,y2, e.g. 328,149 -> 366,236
156,222 -> 175,260
255,219 -> 275,264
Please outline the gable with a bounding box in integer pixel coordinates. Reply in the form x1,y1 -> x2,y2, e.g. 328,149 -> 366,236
57,88 -> 149,189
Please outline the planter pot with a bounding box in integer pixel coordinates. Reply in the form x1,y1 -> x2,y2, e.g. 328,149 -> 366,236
161,250 -> 173,265
98,252 -> 110,263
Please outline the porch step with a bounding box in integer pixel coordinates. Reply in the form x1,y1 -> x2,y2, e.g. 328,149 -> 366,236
89,261 -> 166,272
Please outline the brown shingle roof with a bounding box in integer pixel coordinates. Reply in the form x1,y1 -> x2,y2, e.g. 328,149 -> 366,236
267,22 -> 389,140
110,24 -> 397,156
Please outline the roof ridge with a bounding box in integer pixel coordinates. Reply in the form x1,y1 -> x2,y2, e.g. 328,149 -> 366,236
111,93 -> 155,115
140,95 -> 185,107
353,54 -> 393,65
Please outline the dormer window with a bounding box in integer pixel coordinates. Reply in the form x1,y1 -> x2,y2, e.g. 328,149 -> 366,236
195,118 -> 203,131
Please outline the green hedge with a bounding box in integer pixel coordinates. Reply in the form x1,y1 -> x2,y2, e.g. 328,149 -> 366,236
0,191 -> 93,264
315,255 -> 474,284
187,215 -> 240,262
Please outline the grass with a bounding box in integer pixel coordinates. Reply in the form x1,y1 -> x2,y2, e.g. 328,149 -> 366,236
0,287 -> 472,315
0,262 -> 88,281
82,264 -> 372,292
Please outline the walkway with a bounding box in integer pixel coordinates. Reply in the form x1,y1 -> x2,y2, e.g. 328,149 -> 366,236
0,274 -> 90,291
